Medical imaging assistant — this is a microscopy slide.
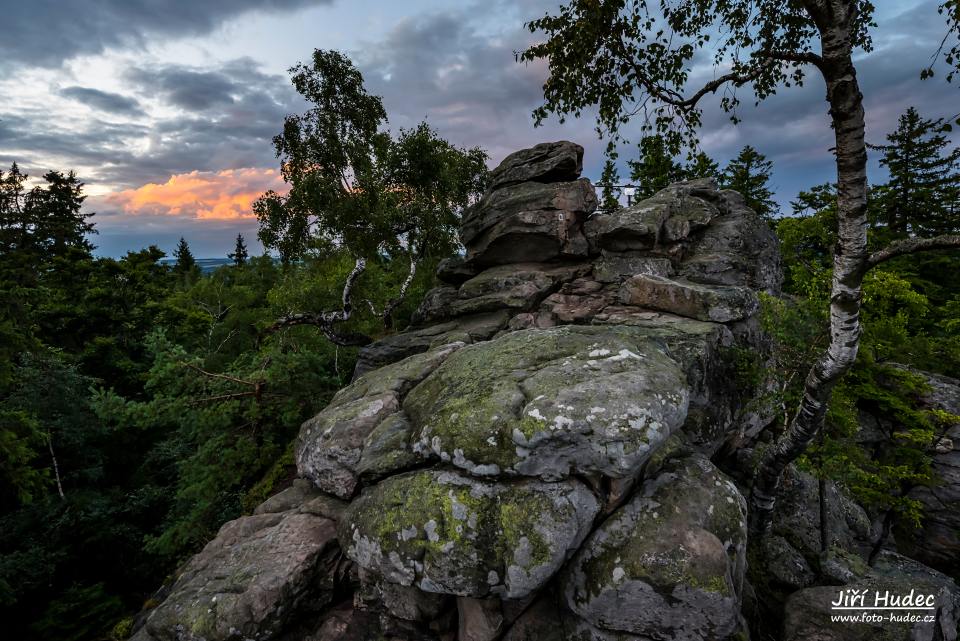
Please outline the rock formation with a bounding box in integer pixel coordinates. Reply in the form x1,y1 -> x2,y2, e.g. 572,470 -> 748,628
131,142 -> 959,641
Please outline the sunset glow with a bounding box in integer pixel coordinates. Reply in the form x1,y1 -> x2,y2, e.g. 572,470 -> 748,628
105,168 -> 287,221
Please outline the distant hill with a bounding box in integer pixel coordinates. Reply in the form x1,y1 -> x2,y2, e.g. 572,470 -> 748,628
159,257 -> 233,274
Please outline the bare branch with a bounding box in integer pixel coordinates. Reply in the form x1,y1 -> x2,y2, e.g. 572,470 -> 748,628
264,312 -> 372,346
188,391 -> 259,406
181,362 -> 257,387
260,256 -> 373,347
616,45 -> 822,113
47,431 -> 64,499
866,234 -> 960,269
381,253 -> 419,324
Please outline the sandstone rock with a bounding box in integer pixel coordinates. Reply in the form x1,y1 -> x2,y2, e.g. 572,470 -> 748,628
339,469 -> 599,600
355,411 -> 420,483
487,141 -> 584,191
583,181 -> 720,253
679,188 -> 781,294
894,368 -> 960,578
131,146 -> 789,641
562,455 -> 748,641
297,343 -> 463,498
378,581 -> 450,622
461,179 -> 596,266
140,510 -> 338,641
405,325 -> 690,480
593,252 -> 675,283
449,262 -> 588,317
620,273 -> 759,322
771,465 -> 873,568
411,285 -> 460,324
277,602 -> 382,641
783,552 -> 960,641
457,597 -> 504,641
500,596 -> 568,641
353,311 -> 509,378
436,255 -> 478,285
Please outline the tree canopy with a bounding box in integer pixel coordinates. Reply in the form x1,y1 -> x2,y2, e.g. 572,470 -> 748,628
521,0 -> 960,533
720,145 -> 779,220
254,49 -> 488,339
254,49 -> 487,266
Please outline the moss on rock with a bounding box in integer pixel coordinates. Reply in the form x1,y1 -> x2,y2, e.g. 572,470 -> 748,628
404,325 -> 690,480
339,469 -> 599,600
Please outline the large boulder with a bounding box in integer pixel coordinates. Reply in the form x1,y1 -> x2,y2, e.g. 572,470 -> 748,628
486,141 -> 584,191
135,504 -> 339,641
461,179 -> 597,266
416,262 -> 589,324
131,143 -> 793,641
783,552 -> 960,641
339,469 -> 599,599
583,182 -> 720,252
620,273 -> 759,323
561,455 -> 748,641
896,369 -> 960,578
297,343 -> 464,498
404,325 -> 690,480
353,311 -> 509,379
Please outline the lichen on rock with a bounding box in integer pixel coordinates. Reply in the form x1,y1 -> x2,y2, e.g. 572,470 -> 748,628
339,469 -> 599,599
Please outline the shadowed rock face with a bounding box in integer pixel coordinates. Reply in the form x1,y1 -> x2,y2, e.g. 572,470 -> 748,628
130,142 -> 958,641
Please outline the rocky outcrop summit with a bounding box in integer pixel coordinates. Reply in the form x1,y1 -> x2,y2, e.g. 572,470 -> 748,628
132,142 -> 959,641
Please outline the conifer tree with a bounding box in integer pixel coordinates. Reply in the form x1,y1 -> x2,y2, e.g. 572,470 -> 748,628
871,107 -> 960,236
627,135 -> 685,199
229,234 -> 249,267
685,151 -> 720,181
599,158 -> 622,210
720,146 -> 779,219
173,237 -> 197,278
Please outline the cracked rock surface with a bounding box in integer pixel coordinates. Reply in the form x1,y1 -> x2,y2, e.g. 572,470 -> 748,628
131,141 -> 959,641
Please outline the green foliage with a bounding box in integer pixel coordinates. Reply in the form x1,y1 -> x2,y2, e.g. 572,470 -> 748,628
598,158 -> 621,210
229,233 -> 249,267
520,0 -> 876,155
254,49 -> 487,266
627,135 -> 685,198
172,237 -> 200,284
0,157 -> 440,638
870,106 -> 960,236
720,145 -> 778,219
764,107 -> 960,536
30,583 -> 125,641
685,151 -> 720,181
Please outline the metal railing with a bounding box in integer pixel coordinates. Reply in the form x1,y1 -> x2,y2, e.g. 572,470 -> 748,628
593,183 -> 642,211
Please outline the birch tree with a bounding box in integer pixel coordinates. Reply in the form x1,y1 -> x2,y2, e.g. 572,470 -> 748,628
519,0 -> 960,533
255,50 -> 488,343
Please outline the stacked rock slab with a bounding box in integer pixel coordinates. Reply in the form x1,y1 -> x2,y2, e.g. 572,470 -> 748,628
129,141 -> 957,641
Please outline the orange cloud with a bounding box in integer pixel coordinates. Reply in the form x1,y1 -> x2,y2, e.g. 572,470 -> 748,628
105,168 -> 287,220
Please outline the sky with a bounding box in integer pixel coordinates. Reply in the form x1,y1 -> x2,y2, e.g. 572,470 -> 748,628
0,0 -> 957,257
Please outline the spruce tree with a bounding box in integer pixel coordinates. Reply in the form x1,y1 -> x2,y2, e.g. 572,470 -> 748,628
173,237 -> 197,277
685,151 -> 720,181
229,234 -> 249,267
720,146 -> 778,219
871,107 -> 960,236
598,158 -> 622,210
627,135 -> 685,199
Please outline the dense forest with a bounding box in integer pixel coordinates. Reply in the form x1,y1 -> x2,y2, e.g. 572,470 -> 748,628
2,46 -> 960,640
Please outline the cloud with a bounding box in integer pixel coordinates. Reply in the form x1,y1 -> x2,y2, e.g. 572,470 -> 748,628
353,1 -> 602,168
127,67 -> 238,111
0,0 -> 334,72
0,58 -> 301,189
59,86 -> 145,116
100,167 -> 286,220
